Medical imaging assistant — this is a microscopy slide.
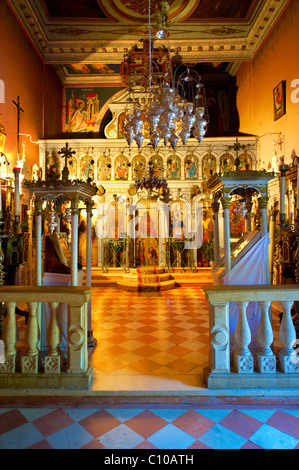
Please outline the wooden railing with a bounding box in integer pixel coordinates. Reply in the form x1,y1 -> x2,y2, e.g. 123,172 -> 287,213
0,286 -> 92,389
202,285 -> 299,389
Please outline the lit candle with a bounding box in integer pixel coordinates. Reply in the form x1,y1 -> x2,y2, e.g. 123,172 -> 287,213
0,163 -> 2,215
13,166 -> 21,217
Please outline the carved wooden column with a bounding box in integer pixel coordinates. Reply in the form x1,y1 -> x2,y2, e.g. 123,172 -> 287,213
71,197 -> 79,286
212,201 -> 220,265
257,301 -> 276,373
222,197 -> 231,273
234,301 -> 254,373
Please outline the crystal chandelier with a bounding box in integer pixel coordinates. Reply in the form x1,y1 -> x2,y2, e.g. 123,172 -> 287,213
123,0 -> 208,151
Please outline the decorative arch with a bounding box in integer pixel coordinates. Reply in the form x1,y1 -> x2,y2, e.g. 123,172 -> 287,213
202,154 -> 216,180
115,154 -> 128,180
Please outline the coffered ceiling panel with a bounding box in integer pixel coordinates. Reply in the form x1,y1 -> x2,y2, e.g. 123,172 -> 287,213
7,0 -> 289,81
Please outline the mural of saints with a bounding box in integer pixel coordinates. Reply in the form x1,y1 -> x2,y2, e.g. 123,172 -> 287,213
115,155 -> 128,180
167,156 -> 181,180
185,156 -> 199,180
132,155 -> 146,180
98,155 -> 111,181
80,156 -> 94,180
202,154 -> 216,180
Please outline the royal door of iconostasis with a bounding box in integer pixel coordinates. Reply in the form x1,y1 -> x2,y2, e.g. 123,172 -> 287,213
135,199 -> 159,267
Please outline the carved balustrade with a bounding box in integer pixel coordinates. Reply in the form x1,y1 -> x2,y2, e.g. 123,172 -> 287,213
202,285 -> 299,389
0,286 -> 92,388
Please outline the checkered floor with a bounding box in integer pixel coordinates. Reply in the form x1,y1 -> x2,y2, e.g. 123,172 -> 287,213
1,406 -> 299,449
3,284 -> 295,450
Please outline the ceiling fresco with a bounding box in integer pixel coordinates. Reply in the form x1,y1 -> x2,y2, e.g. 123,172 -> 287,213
7,0 -> 289,82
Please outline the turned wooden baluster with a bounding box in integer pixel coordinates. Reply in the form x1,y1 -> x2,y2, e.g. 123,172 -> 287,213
22,301 -> 40,373
47,303 -> 60,357
0,302 -> 17,373
257,301 -> 276,373
278,300 -> 299,373
44,302 -> 62,373
4,302 -> 17,357
234,301 -> 253,373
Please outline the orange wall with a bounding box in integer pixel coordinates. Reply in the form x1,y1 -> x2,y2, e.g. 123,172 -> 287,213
0,0 -> 62,172
236,0 -> 299,167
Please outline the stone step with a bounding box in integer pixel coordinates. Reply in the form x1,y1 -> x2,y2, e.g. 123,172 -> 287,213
116,278 -> 176,292
122,272 -> 171,283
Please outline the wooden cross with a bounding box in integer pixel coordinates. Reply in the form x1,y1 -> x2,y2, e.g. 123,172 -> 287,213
58,142 -> 76,180
12,96 -> 24,156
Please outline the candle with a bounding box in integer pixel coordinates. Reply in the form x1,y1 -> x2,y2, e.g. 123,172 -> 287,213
13,167 -> 20,217
0,163 -> 2,214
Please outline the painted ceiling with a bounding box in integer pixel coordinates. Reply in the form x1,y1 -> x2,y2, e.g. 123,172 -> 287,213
7,0 -> 289,83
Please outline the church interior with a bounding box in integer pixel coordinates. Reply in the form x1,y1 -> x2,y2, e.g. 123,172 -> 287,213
1,0 -> 299,450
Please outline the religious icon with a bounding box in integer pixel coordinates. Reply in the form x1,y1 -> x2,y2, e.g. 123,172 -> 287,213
185,156 -> 198,180
170,202 -> 184,239
115,155 -> 128,180
202,154 -> 216,180
136,205 -> 159,266
80,156 -> 94,180
98,155 -> 111,181
46,155 -> 60,180
132,155 -> 146,179
220,153 -> 234,173
238,152 -> 252,170
149,156 -> 163,177
167,156 -> 180,180
229,199 -> 246,236
68,157 -> 77,178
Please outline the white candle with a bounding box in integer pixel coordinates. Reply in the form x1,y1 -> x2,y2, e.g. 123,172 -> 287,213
13,167 -> 20,217
0,163 -> 2,214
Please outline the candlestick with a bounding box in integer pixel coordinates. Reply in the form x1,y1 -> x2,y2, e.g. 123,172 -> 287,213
13,167 -> 20,217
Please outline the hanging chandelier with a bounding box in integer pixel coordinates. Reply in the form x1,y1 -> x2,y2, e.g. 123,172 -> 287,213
122,0 -> 208,151
134,160 -> 168,196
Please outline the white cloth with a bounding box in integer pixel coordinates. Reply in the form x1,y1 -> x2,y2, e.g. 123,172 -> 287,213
223,233 -> 270,353
41,271 -> 84,356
